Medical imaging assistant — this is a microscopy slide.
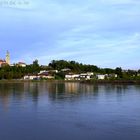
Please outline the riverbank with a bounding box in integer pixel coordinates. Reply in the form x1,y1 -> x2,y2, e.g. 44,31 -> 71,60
0,79 -> 77,83
0,79 -> 140,85
81,79 -> 140,84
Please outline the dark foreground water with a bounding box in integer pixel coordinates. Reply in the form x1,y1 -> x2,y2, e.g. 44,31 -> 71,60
0,82 -> 140,140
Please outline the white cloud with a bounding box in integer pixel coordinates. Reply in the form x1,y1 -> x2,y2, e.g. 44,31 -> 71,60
100,0 -> 140,5
0,0 -> 140,69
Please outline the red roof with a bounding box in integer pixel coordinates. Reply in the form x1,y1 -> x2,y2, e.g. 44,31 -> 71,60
39,72 -> 49,76
18,62 -> 26,64
0,59 -> 6,63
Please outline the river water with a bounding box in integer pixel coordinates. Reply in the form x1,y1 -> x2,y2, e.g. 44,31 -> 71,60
0,82 -> 140,140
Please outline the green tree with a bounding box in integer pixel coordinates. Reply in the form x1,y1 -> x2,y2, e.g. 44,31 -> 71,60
115,67 -> 123,78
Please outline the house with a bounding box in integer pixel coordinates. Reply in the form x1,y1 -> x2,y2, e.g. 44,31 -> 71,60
17,62 -> 26,67
42,75 -> 55,79
24,75 -> 40,80
65,74 -> 80,80
24,72 -> 55,80
97,74 -> 106,80
39,70 -> 48,74
61,68 -> 71,72
65,72 -> 93,80
80,72 -> 93,80
39,70 -> 58,74
0,59 -> 7,67
80,73 -> 89,79
39,71 -> 55,79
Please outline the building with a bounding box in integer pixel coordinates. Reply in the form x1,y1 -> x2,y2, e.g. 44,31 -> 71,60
61,68 -> 71,72
65,72 -> 93,80
0,59 -> 7,67
17,62 -> 26,67
80,74 -> 91,80
39,70 -> 48,74
24,72 -> 55,80
80,72 -> 93,80
0,51 -> 10,67
5,51 -> 10,65
38,71 -> 55,79
24,75 -> 40,80
39,73 -> 55,79
97,74 -> 106,80
65,74 -> 80,80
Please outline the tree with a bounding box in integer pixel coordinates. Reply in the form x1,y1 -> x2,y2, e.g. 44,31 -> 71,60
115,67 -> 123,78
32,59 -> 40,73
33,59 -> 39,67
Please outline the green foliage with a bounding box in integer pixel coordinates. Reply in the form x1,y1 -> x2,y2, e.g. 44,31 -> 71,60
0,59 -> 41,79
115,67 -> 123,78
55,72 -> 65,80
0,59 -> 140,80
49,60 -> 100,73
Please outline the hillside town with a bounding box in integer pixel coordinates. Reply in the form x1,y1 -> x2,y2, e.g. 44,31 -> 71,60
0,51 -> 27,68
0,51 -> 10,67
0,51 -> 140,81
23,70 -> 118,81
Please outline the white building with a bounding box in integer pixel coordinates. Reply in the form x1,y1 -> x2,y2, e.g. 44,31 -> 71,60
61,68 -> 71,72
65,74 -> 80,80
24,75 -> 40,80
39,71 -> 55,79
81,72 -> 93,78
39,70 -> 58,74
80,73 -> 92,80
40,75 -> 55,79
65,72 -> 93,80
97,74 -> 106,80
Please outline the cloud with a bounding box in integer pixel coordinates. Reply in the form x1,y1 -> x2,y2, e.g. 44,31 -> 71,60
0,0 -> 140,69
100,0 -> 140,5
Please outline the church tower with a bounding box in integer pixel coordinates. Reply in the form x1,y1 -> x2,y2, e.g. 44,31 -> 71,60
6,50 -> 10,65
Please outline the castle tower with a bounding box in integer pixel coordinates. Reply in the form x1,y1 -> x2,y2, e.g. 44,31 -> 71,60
6,50 -> 10,65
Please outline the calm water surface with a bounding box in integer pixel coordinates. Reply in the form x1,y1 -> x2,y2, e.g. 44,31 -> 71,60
0,82 -> 140,140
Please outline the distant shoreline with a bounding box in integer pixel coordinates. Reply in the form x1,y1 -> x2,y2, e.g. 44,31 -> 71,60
81,80 -> 140,85
0,79 -> 140,85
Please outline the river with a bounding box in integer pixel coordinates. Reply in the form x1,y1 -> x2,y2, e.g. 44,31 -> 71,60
0,82 -> 140,140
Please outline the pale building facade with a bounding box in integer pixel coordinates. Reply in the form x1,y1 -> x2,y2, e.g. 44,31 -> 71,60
0,51 -> 10,67
6,51 -> 10,65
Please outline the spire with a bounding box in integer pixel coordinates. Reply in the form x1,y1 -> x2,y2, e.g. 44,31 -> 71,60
6,50 -> 10,65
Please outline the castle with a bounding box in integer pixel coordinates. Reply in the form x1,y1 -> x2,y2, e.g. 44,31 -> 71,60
0,51 -> 10,67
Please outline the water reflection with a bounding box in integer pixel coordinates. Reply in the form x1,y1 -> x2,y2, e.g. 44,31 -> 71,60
0,82 -> 140,105
0,82 -> 140,140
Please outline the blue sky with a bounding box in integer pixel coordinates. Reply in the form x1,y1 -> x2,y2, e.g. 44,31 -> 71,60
0,0 -> 140,69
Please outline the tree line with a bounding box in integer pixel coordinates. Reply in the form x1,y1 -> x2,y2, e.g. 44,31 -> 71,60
0,59 -> 140,80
